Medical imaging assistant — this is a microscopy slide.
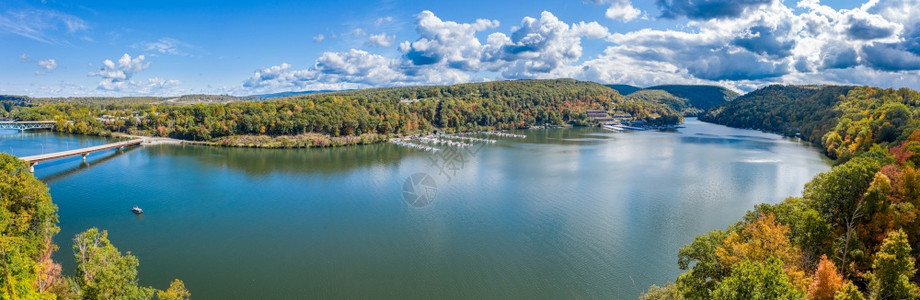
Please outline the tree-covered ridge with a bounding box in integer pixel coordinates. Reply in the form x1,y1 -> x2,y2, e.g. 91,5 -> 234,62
645,85 -> 920,299
626,89 -> 703,117
605,84 -> 642,96
702,85 -> 920,161
605,84 -> 738,117
701,85 -> 855,145
0,153 -> 188,299
644,85 -> 740,111
2,79 -> 683,147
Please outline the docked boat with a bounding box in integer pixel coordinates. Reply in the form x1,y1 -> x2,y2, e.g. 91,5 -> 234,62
131,206 -> 143,214
602,124 -> 624,131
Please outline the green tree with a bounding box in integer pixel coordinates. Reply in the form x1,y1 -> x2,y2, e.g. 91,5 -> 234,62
0,153 -> 60,298
804,156 -> 883,272
641,283 -> 684,300
156,279 -> 190,300
674,229 -> 731,299
866,229 -> 920,300
73,228 -> 156,299
710,258 -> 804,300
835,282 -> 866,300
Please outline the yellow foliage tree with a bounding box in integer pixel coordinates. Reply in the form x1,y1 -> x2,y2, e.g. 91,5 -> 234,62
808,255 -> 845,300
716,213 -> 809,291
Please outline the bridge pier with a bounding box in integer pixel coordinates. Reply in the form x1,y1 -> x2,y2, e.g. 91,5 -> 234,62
19,139 -> 144,172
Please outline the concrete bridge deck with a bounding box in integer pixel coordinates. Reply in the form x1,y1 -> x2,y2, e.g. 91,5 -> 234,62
19,139 -> 144,172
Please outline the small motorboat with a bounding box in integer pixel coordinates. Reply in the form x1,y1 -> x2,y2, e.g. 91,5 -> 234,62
131,206 -> 143,214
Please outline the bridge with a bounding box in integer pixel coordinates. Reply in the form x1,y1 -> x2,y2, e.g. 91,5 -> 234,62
0,121 -> 55,131
19,139 -> 144,173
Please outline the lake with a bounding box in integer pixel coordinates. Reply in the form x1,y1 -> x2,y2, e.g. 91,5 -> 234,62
0,118 -> 831,299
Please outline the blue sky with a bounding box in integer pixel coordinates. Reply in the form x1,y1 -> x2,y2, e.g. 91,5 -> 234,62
1,0 -> 918,97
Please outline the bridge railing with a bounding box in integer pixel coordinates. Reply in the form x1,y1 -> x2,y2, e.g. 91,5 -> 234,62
0,121 -> 56,131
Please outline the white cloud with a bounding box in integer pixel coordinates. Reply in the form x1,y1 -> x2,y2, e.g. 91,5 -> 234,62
98,77 -> 181,93
87,53 -> 181,94
483,12 -> 612,78
239,4 -> 920,95
588,0 -> 642,22
313,34 -> 325,43
0,9 -> 88,44
37,59 -> 57,72
366,33 -> 394,47
375,16 -> 393,26
89,53 -> 149,82
401,10 -> 499,70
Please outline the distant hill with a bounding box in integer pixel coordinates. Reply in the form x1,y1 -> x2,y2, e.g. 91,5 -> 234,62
253,90 -> 339,99
604,84 -> 738,116
644,85 -> 739,111
701,85 -> 855,144
605,84 -> 642,96
626,89 -> 703,116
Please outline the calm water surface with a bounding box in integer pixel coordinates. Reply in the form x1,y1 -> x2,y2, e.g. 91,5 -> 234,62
0,119 -> 831,299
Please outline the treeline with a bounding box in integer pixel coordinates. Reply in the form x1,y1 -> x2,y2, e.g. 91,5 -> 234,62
0,153 -> 189,299
701,85 -> 856,147
606,84 -> 739,114
626,89 -> 702,117
645,86 -> 920,299
5,79 -> 684,147
643,85 -> 739,111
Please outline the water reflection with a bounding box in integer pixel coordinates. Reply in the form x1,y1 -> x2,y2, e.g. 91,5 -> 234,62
144,143 -> 411,177
3,119 -> 832,299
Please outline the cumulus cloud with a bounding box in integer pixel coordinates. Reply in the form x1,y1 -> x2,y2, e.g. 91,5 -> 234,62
401,10 -> 499,69
241,3 -> 920,95
89,54 -> 149,82
483,12 -> 611,77
243,50 -> 411,93
366,33 -> 394,47
88,54 -> 181,94
0,9 -> 88,44
98,77 -> 181,93
37,59 -> 57,73
585,0 -> 642,22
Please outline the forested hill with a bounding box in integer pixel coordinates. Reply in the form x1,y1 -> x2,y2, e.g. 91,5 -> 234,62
645,85 -> 740,111
701,85 -> 920,160
625,89 -> 704,117
604,84 -> 739,115
605,84 -> 642,96
644,85 -> 920,299
4,79 -> 683,147
701,85 -> 855,146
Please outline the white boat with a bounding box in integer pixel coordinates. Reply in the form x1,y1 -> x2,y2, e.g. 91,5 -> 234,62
131,206 -> 143,214
602,125 -> 624,131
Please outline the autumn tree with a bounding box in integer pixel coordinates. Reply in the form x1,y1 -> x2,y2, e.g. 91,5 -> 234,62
716,213 -> 808,290
808,255 -> 845,300
157,279 -> 191,300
